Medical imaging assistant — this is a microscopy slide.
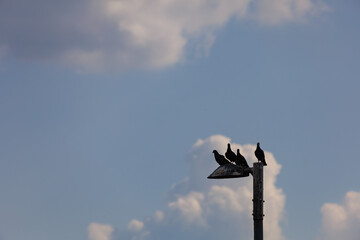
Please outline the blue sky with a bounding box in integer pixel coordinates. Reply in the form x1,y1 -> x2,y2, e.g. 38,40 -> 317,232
1,1 -> 360,240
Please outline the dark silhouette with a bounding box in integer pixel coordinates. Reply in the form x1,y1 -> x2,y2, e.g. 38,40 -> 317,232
255,142 -> 267,166
225,143 -> 237,163
213,150 -> 231,165
236,149 -> 250,169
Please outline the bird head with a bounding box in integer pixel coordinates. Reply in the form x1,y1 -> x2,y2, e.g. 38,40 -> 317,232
257,142 -> 260,146
212,150 -> 218,154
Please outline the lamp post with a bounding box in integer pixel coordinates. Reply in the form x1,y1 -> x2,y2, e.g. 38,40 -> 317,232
252,162 -> 264,240
208,148 -> 265,240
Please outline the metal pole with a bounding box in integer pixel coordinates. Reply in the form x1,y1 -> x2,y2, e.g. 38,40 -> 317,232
253,162 -> 264,240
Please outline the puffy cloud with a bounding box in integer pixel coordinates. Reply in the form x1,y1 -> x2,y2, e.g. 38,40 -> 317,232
127,220 -> 145,232
153,211 -> 164,223
254,0 -> 329,24
91,135 -> 285,240
168,191 -> 206,225
319,191 -> 360,240
0,0 -> 326,72
88,222 -> 114,240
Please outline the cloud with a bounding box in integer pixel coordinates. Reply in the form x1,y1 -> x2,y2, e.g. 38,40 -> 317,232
168,191 -> 206,226
88,223 -> 114,240
319,191 -> 360,240
0,0 -> 327,72
90,135 -> 285,240
127,220 -> 145,232
253,0 -> 329,24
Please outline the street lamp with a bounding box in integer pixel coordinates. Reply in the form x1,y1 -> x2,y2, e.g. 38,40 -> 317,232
208,144 -> 266,240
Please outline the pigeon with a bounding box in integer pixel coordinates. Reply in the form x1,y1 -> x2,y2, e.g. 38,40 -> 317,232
213,150 -> 231,165
225,143 -> 237,163
255,142 -> 267,166
236,149 -> 250,169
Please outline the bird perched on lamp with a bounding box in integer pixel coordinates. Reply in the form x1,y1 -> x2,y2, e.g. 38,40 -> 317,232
213,150 -> 231,165
255,142 -> 267,166
236,149 -> 250,169
225,143 -> 237,163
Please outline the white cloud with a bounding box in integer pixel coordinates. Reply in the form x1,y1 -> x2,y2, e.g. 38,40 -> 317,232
153,211 -> 164,223
91,135 -> 285,240
88,222 -> 114,240
0,0 -> 327,72
253,0 -> 327,24
168,191 -> 206,226
127,220 -> 145,232
319,191 -> 360,240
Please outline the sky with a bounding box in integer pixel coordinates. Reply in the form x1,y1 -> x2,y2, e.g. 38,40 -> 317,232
0,0 -> 360,240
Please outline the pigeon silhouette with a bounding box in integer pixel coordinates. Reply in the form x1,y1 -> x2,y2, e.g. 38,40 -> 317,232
213,150 -> 231,165
236,149 -> 250,169
225,143 -> 237,163
255,142 -> 267,166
